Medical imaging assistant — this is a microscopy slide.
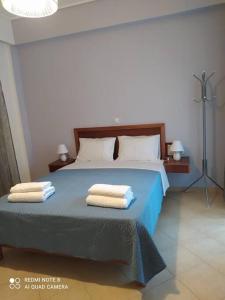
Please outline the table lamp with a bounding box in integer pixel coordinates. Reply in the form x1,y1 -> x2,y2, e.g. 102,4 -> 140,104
170,140 -> 184,161
57,144 -> 68,162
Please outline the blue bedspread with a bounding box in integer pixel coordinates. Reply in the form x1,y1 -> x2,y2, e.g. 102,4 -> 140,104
0,168 -> 165,284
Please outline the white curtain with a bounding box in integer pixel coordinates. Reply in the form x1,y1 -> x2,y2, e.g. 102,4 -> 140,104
0,81 -> 20,196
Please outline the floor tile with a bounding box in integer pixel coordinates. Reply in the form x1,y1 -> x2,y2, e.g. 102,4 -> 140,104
152,230 -> 177,252
206,227 -> 225,246
182,236 -> 225,260
39,278 -> 90,300
196,251 -> 225,276
144,268 -> 173,289
0,282 -> 40,300
143,279 -> 199,300
159,221 -> 208,244
177,263 -> 225,300
84,283 -> 142,300
187,217 -> 225,235
160,245 -> 204,275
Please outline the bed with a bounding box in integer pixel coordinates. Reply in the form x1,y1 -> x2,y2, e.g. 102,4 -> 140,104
0,123 -> 169,285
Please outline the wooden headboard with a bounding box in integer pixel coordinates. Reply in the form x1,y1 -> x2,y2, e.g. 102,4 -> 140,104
74,123 -> 166,159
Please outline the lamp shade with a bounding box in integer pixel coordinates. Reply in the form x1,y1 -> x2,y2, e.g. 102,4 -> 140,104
170,140 -> 184,152
57,144 -> 68,155
2,0 -> 58,18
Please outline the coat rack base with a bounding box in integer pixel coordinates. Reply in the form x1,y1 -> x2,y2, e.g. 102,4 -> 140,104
184,171 -> 224,207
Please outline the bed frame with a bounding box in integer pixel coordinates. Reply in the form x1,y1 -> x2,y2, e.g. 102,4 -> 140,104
0,123 -> 166,279
74,123 -> 166,159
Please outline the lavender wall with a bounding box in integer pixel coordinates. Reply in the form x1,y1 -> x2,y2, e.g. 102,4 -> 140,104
14,5 -> 225,186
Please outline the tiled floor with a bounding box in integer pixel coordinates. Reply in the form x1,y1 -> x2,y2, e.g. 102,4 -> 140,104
0,188 -> 225,300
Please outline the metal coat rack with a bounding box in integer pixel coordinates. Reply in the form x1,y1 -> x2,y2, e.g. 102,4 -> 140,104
184,71 -> 223,207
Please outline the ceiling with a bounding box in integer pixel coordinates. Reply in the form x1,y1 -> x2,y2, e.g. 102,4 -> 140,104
0,0 -> 96,19
2,0 -> 225,45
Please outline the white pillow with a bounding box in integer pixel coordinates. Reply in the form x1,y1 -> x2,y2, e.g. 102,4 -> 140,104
77,137 -> 116,161
117,135 -> 160,161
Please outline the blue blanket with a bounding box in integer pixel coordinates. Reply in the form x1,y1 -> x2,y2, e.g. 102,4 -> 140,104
0,168 -> 165,284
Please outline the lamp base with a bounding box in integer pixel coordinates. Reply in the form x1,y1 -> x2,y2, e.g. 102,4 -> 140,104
59,154 -> 67,162
173,152 -> 181,161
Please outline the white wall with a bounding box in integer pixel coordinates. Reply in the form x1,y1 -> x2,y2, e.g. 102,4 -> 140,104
14,5 -> 225,186
0,42 -> 30,181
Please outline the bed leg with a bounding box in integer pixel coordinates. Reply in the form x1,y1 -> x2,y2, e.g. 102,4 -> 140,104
0,246 -> 3,260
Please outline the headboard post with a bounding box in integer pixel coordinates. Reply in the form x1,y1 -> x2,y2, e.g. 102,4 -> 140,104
74,123 -> 166,159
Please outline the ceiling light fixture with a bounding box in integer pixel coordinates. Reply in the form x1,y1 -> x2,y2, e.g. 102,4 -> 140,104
2,0 -> 58,18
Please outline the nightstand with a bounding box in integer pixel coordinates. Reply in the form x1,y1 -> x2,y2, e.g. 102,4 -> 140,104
164,156 -> 190,173
48,158 -> 75,172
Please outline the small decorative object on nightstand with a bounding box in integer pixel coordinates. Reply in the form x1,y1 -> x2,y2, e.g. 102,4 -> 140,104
170,140 -> 184,161
48,157 -> 75,172
57,144 -> 68,162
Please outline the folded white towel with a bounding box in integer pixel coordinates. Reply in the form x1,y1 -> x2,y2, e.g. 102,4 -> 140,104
88,184 -> 132,198
86,194 -> 134,209
10,182 -> 52,193
8,186 -> 55,203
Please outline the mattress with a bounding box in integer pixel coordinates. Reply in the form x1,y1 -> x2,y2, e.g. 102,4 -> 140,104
0,166 -> 168,284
